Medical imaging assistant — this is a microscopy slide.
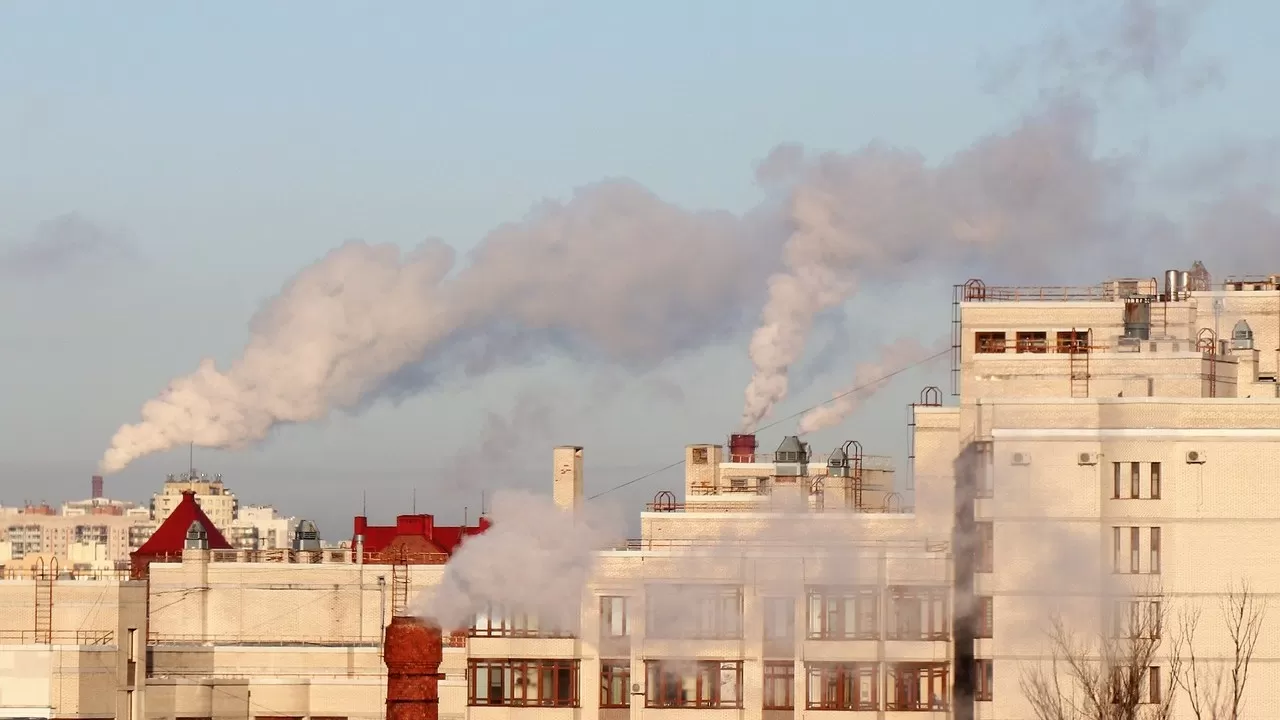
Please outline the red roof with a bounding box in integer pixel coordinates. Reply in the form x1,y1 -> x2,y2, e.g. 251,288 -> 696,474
353,513 -> 489,560
135,490 -> 233,555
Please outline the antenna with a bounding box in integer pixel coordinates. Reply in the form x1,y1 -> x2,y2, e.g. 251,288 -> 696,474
464,506 -> 469,526
481,490 -> 487,515
412,488 -> 417,514
189,442 -> 194,478
362,491 -> 367,517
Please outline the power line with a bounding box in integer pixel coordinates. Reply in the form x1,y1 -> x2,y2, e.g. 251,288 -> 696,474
587,347 -> 950,500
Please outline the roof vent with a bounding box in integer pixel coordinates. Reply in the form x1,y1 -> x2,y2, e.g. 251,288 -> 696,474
293,520 -> 321,551
184,521 -> 209,550
1232,320 -> 1255,350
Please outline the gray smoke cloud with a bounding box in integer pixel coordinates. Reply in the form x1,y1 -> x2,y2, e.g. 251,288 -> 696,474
412,489 -> 624,631
102,0 -> 1260,471
737,0 -> 1227,430
797,335 -> 951,435
101,181 -> 776,473
1,214 -> 131,279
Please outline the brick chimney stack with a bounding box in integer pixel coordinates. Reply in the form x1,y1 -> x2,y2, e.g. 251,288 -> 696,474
91,475 -> 104,500
385,616 -> 443,720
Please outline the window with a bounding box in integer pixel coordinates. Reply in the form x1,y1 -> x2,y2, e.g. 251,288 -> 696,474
806,662 -> 878,711
472,605 -> 573,638
1150,462 -> 1162,499
886,663 -> 949,711
763,662 -> 794,710
600,596 -> 628,637
646,585 -> 742,639
977,522 -> 994,573
1130,527 -> 1141,573
1113,526 -> 1122,573
691,447 -> 708,464
127,627 -> 137,686
976,596 -> 993,638
1150,527 -> 1161,575
1130,462 -> 1141,499
1112,600 -> 1159,638
975,332 -> 1007,353
1016,331 -> 1048,353
1056,330 -> 1089,352
806,586 -> 879,640
763,596 -> 795,642
600,660 -> 630,708
886,586 -> 949,641
644,660 -> 742,709
468,659 -> 579,707
975,659 -> 994,702
1112,462 -> 1122,499
1149,666 -> 1162,704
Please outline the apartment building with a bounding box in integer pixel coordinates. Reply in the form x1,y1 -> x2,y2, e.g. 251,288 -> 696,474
917,266 -> 1280,719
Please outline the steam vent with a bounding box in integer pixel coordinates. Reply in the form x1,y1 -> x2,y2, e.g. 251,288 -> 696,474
384,616 -> 444,720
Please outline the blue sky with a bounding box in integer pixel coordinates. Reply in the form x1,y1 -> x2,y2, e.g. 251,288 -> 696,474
1,1 -> 1276,536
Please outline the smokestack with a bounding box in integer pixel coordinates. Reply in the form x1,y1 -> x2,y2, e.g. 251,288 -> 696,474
91,475 -> 104,500
384,616 -> 443,720
552,446 -> 584,512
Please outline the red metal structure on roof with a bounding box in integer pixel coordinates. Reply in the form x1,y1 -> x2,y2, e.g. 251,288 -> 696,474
353,514 -> 490,563
130,490 -> 232,579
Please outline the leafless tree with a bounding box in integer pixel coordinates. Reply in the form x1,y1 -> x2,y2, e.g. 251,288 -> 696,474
1021,596 -> 1173,720
1170,581 -> 1268,720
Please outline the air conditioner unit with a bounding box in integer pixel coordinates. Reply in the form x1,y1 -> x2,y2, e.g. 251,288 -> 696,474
1186,450 -> 1206,464
1011,452 -> 1031,466
1078,452 -> 1099,465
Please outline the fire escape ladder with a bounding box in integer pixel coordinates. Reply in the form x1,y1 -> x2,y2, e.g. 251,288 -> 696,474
1069,329 -> 1091,398
390,552 -> 410,617
34,561 -> 54,644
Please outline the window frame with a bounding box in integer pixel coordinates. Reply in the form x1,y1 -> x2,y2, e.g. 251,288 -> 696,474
643,660 -> 743,709
1150,527 -> 1161,575
467,658 -> 580,707
1016,331 -> 1048,353
976,596 -> 993,639
806,586 -> 879,641
762,596 -> 795,642
886,586 -> 950,641
1130,526 -> 1141,574
1130,462 -> 1141,499
1150,462 -> 1162,499
975,659 -> 994,702
599,596 -> 629,638
599,659 -> 630,708
805,662 -> 879,711
763,662 -> 795,710
977,522 -> 994,573
885,662 -> 950,712
645,584 -> 743,640
975,331 -> 1007,354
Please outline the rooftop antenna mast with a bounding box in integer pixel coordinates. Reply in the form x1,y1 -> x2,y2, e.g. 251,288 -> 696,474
189,442 -> 194,479
412,488 -> 417,514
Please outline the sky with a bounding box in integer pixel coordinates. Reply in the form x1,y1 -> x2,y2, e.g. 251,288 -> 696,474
1,1 -> 1277,538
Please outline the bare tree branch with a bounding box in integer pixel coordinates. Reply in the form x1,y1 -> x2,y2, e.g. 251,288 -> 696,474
1173,580 -> 1268,720
1021,594 -> 1173,720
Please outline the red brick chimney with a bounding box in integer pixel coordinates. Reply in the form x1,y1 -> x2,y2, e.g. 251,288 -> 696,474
384,616 -> 443,720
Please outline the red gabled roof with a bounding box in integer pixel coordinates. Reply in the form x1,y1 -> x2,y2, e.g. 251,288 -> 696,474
136,490 -> 233,554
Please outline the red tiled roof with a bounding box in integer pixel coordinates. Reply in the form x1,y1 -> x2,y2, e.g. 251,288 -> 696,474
135,490 -> 233,555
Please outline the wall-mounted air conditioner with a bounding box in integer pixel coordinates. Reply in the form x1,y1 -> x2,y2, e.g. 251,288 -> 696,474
1078,452 -> 1099,466
1185,450 -> 1206,464
1011,452 -> 1031,466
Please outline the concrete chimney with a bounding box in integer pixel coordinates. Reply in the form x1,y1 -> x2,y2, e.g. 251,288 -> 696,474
91,475 -> 104,500
384,616 -> 443,720
553,446 -> 584,512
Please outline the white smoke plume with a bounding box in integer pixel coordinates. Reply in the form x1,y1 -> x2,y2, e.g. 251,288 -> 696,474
100,240 -> 457,473
797,334 -> 951,435
103,0 -> 1255,470
412,489 -> 624,631
101,180 -> 773,474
